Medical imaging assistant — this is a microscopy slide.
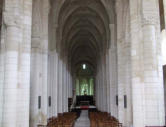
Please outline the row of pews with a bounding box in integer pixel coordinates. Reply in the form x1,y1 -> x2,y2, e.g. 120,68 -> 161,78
47,112 -> 77,127
89,111 -> 122,127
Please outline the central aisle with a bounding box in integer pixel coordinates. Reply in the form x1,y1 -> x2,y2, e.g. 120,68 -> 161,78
74,110 -> 90,127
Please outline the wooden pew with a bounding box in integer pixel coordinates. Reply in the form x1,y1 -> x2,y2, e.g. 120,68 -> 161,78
47,112 -> 77,127
89,111 -> 122,127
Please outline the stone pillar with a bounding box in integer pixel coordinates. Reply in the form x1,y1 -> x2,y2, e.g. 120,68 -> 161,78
96,64 -> 98,108
53,51 -> 58,116
79,78 -> 81,95
89,78 -> 91,95
109,23 -> 118,118
129,0 -> 145,126
48,50 -> 58,117
96,72 -> 99,108
69,73 -> 71,97
52,23 -> 58,117
69,72 -> 72,98
30,0 -> 49,126
47,52 -> 52,117
108,48 -> 114,115
65,64 -> 68,112
0,23 -> 4,126
58,58 -> 63,113
2,14 -> 21,127
66,65 -> 69,111
163,0 -> 166,27
101,53 -> 106,112
64,63 -> 67,112
142,1 -> 165,125
98,59 -> 102,111
76,78 -> 78,95
96,63 -> 99,109
104,54 -> 107,112
88,78 -> 90,95
106,51 -> 110,113
130,0 -> 165,126
62,61 -> 65,112
1,0 -> 33,126
62,59 -> 67,112
95,72 -> 98,107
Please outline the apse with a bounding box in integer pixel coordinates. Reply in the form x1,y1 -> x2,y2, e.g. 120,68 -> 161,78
75,63 -> 94,96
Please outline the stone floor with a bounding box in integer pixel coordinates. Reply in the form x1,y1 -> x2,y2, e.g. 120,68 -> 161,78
74,110 -> 90,127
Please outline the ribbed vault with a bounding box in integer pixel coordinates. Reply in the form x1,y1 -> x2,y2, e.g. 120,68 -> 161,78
57,0 -> 110,73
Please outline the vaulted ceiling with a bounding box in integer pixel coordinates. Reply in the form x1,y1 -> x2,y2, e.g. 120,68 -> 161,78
56,0 -> 111,73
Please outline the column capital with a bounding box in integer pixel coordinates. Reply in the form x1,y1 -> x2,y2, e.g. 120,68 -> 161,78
3,11 -> 21,27
142,14 -> 159,26
141,0 -> 159,26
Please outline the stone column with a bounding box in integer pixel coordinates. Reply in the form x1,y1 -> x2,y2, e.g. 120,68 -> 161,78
103,53 -> 107,112
142,1 -> 165,125
98,59 -> 102,110
129,0 -> 145,126
65,65 -> 68,112
108,48 -> 114,115
96,64 -> 99,109
69,73 -> 72,97
162,0 -> 166,66
30,0 -> 49,126
109,23 -> 118,118
79,78 -> 81,95
95,71 -> 99,108
0,22 -> 4,126
88,78 -> 90,95
77,78 -> 79,95
62,61 -> 65,112
2,13 -> 21,127
106,51 -> 110,113
130,0 -> 165,126
16,1 -> 32,126
62,59 -> 67,112
101,55 -> 105,111
66,65 -> 69,111
53,51 -> 58,116
41,0 -> 49,121
96,75 -> 98,107
108,23 -> 116,114
1,0 -> 33,126
163,0 -> 166,27
58,58 -> 63,113
47,52 -> 52,117
69,72 -> 72,98
89,78 -> 91,95
52,23 -> 58,117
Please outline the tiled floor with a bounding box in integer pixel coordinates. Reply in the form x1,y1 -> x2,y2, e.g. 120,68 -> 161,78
74,110 -> 90,127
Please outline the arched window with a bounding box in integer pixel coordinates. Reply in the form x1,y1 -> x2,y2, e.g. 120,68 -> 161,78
82,64 -> 86,70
